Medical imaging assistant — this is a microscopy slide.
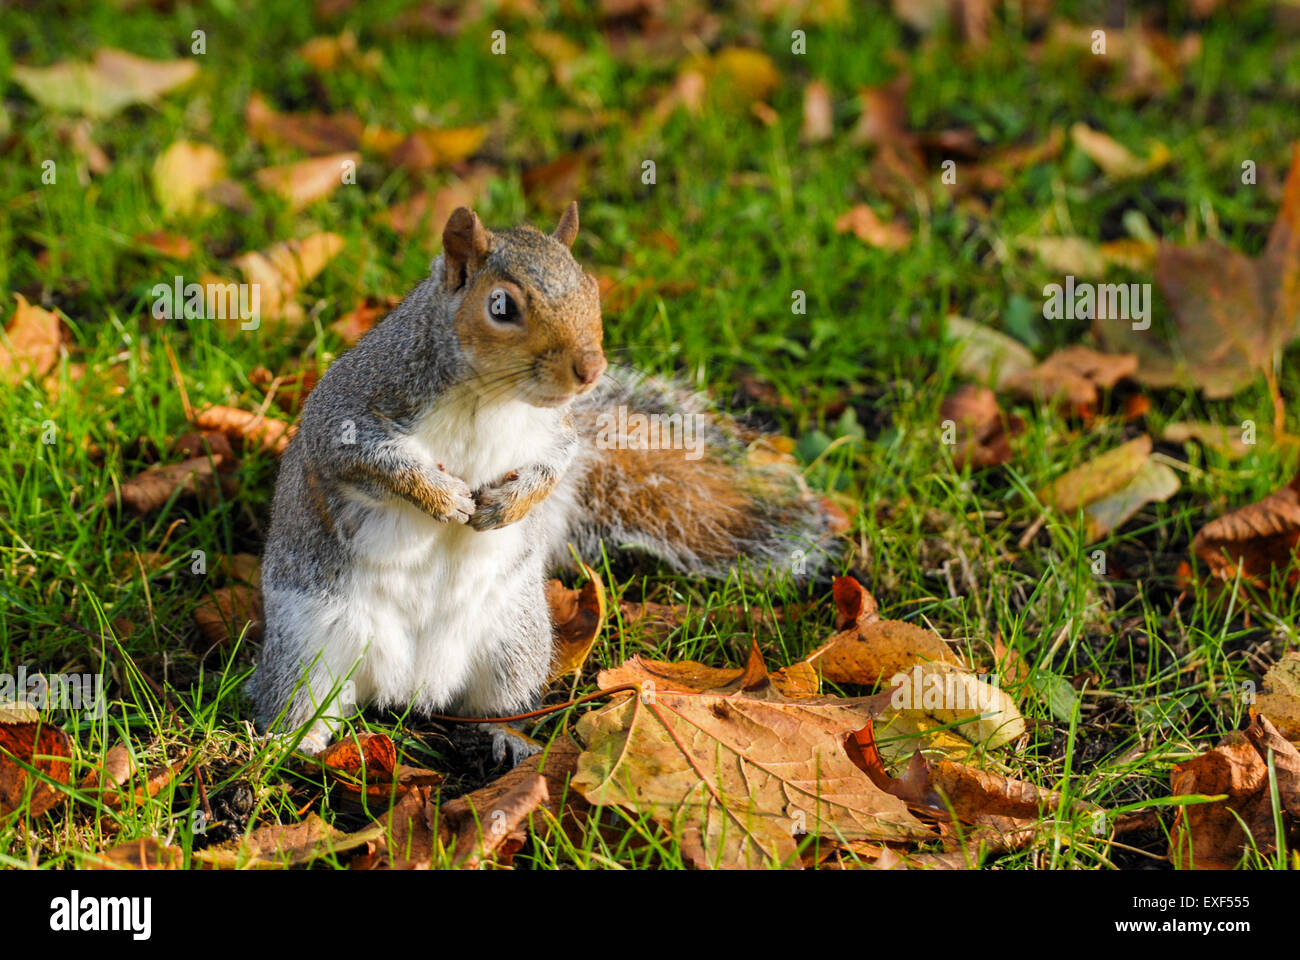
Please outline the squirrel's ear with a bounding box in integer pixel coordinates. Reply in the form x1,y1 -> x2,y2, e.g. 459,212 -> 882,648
442,207 -> 492,290
552,201 -> 579,248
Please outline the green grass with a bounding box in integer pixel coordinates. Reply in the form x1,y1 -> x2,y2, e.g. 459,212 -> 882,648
1,0 -> 1299,869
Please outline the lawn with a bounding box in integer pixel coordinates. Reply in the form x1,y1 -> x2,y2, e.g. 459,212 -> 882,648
1,0 -> 1298,871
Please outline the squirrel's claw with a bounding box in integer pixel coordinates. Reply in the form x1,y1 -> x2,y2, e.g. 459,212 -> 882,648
467,481 -> 520,530
438,476 -> 476,524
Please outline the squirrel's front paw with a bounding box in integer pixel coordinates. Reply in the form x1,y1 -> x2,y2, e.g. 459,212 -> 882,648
435,473 -> 476,524
468,470 -> 539,531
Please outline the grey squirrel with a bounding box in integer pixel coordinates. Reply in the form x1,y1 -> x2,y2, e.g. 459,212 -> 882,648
248,203 -> 842,762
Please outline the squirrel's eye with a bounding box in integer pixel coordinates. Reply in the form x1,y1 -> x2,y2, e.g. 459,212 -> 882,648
486,288 -> 523,326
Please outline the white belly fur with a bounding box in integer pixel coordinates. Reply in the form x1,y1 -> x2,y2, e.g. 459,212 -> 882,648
302,391 -> 561,716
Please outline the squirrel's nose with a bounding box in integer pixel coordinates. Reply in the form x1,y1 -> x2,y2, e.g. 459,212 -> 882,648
572,351 -> 607,387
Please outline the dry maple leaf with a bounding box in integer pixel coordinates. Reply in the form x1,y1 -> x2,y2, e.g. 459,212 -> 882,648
0,715 -> 73,817
546,565 -> 607,682
316,732 -> 442,805
573,684 -> 931,869
1191,472 -> 1300,590
1,294 -> 62,387
1170,715 -> 1300,869
1097,141 -> 1300,400
12,48 -> 198,118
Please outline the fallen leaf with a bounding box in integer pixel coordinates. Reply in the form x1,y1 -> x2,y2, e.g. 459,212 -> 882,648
330,295 -> 401,345
317,732 -> 442,802
1255,653 -> 1300,741
0,716 -> 73,817
90,837 -> 184,869
945,315 -> 1035,391
298,30 -> 382,73
800,80 -> 833,144
12,48 -> 198,118
1037,436 -> 1180,542
1162,421 -> 1254,461
1192,472 -> 1300,590
939,384 -> 1024,470
522,150 -> 593,213
547,565 -> 607,682
1006,345 -> 1138,416
193,814 -> 381,868
1097,142 -> 1300,398
133,231 -> 194,259
389,126 -> 487,172
193,585 -> 263,647
193,405 -> 296,456
599,642 -> 820,701
1,294 -> 62,387
573,687 -> 932,868
105,455 -> 225,514
245,92 -> 364,155
1070,123 -> 1170,180
220,231 -> 346,331
254,152 -> 359,212
152,141 -> 226,219
835,204 -> 911,250
1170,715 -> 1300,868
79,743 -> 190,811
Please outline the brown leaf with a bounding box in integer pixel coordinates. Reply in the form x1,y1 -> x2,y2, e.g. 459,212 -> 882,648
254,152 -> 359,212
219,232 -> 346,332
245,92 -> 364,155
1161,421 -> 1253,461
442,773 -> 549,869
90,836 -> 184,869
0,716 -> 73,817
1097,142 -> 1300,398
574,685 -> 932,868
939,384 -> 1024,470
378,168 -> 494,244
546,565 -> 607,682
316,732 -> 442,803
1,294 -> 62,386
1070,123 -> 1170,180
389,126 -> 487,172
193,814 -> 381,868
1170,715 -> 1300,868
79,743 -> 190,811
835,204 -> 911,251
193,585 -> 263,647
330,295 -> 401,345
106,455 -> 224,514
193,405 -> 296,456
800,80 -> 833,144
522,150 -> 594,213
1192,472 -> 1300,590
599,641 -> 819,701
133,231 -> 194,260
1006,345 -> 1137,416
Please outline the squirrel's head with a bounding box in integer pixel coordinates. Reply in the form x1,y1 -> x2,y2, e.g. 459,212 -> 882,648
441,202 -> 606,409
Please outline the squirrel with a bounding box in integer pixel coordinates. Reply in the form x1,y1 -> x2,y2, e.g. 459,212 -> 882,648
248,202 -> 843,763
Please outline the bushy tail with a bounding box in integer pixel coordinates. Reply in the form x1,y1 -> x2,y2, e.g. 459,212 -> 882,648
550,367 -> 844,580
